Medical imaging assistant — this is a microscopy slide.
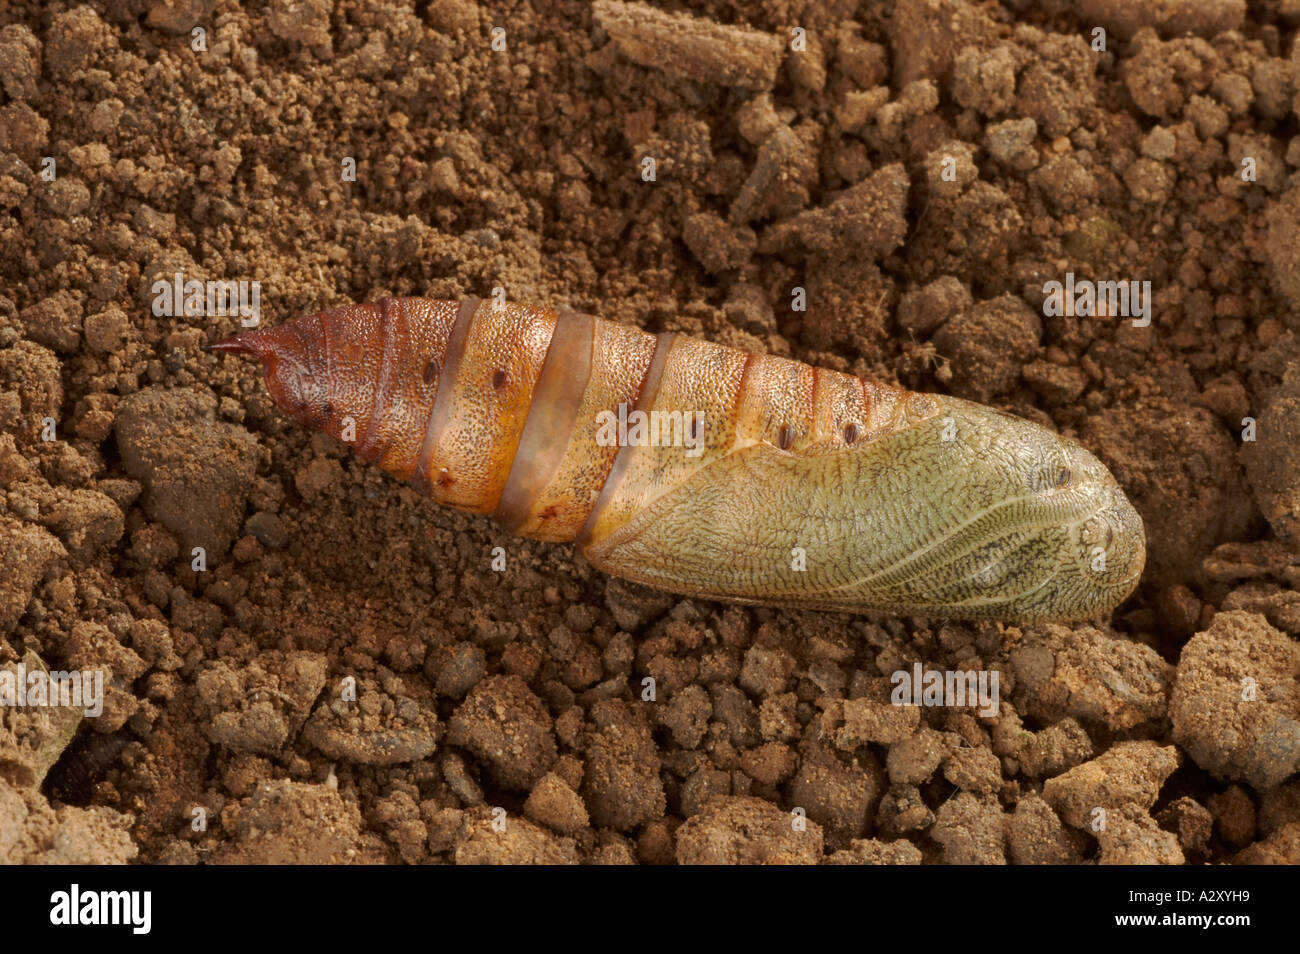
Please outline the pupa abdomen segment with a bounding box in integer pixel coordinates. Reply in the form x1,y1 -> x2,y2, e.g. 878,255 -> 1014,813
215,297 -> 1146,623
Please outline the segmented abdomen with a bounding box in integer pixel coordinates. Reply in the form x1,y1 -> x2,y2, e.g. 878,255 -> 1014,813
236,297 -> 916,541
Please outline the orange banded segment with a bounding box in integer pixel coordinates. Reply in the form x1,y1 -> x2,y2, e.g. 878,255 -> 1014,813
365,298 -> 461,480
512,315 -> 658,541
808,366 -> 882,450
494,310 -> 596,532
415,300 -> 557,513
581,334 -> 749,549
732,353 -> 817,453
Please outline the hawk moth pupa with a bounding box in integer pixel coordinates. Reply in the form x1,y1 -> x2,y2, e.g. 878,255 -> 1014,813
214,297 -> 1145,622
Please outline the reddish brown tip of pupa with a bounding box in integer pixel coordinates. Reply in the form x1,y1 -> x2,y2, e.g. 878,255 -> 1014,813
209,330 -> 266,355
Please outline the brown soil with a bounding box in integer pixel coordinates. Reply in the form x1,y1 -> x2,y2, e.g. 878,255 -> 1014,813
1,0 -> 1298,864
